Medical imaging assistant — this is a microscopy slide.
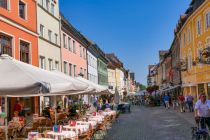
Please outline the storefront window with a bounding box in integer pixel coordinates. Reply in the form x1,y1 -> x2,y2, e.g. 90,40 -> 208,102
0,97 -> 6,126
44,97 -> 50,108
0,33 -> 12,56
208,83 -> 210,97
20,41 -> 30,63
198,84 -> 205,95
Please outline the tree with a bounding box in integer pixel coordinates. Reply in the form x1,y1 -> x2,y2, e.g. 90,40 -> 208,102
146,85 -> 159,94
139,84 -> 146,90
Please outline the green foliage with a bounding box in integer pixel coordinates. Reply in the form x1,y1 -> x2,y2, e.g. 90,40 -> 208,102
146,85 -> 159,93
139,84 -> 146,90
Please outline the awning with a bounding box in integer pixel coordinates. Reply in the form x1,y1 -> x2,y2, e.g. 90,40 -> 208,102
0,55 -> 89,97
182,83 -> 197,88
76,77 -> 111,95
160,85 -> 181,93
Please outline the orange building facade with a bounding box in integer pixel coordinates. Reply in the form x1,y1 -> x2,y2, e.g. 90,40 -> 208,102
0,0 -> 39,116
0,0 -> 38,65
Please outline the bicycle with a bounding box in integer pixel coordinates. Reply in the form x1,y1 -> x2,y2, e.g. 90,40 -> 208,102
192,117 -> 210,140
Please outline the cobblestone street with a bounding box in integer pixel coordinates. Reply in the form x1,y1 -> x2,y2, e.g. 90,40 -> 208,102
104,106 -> 195,140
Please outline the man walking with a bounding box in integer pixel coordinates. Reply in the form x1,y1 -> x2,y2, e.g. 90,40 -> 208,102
195,93 -> 210,129
187,94 -> 194,112
163,94 -> 170,109
178,94 -> 185,113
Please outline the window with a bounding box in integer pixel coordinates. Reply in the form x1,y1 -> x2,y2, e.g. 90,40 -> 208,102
54,33 -> 58,44
80,46 -> 82,57
188,27 -> 191,43
188,53 -> 192,70
88,73 -> 90,80
206,12 -> 210,30
0,33 -> 12,56
20,41 -> 30,63
39,56 -> 45,69
40,0 -> 43,6
0,0 -> 8,9
74,65 -> 77,77
48,59 -> 53,71
197,18 -> 202,35
69,63 -> 72,76
19,1 -> 26,19
84,69 -> 86,78
68,37 -> 71,51
80,67 -> 83,75
73,40 -> 76,53
197,48 -> 202,59
48,30 -> 52,42
51,3 -> 54,15
40,24 -> 44,37
183,32 -> 186,46
83,48 -> 86,59
55,61 -> 59,70
46,0 -> 49,11
63,34 -> 66,48
64,61 -> 67,74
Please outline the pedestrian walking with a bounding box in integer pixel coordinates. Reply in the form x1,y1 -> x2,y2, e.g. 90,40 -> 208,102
178,94 -> 185,112
162,95 -> 166,108
171,95 -> 177,110
184,95 -> 188,111
163,94 -> 170,109
194,93 -> 210,129
187,94 -> 194,112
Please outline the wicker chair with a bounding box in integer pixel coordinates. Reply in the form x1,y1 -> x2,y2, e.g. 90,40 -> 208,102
25,121 -> 39,137
78,131 -> 89,140
42,118 -> 53,131
0,131 -> 5,140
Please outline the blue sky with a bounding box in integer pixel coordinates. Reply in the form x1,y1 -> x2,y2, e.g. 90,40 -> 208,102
60,0 -> 191,85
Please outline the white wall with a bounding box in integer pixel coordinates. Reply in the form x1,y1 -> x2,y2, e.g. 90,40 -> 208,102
108,68 -> 116,94
87,51 -> 98,84
37,0 -> 61,71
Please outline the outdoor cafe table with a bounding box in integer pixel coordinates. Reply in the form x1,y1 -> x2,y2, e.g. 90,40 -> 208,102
33,117 -> 47,122
76,121 -> 97,129
102,110 -> 116,116
27,138 -> 54,140
63,124 -> 89,134
88,116 -> 104,123
47,130 -> 77,139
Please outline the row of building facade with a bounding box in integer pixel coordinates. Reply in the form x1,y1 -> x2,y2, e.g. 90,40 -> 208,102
147,0 -> 210,100
0,0 -> 139,114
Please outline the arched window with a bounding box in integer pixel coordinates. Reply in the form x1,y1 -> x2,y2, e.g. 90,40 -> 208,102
205,9 -> 210,30
206,37 -> 210,47
197,42 -> 203,59
188,50 -> 192,70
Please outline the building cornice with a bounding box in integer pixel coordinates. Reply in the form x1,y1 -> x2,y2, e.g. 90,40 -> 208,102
37,4 -> 60,22
177,0 -> 208,36
0,15 -> 38,37
61,15 -> 90,48
39,36 -> 61,48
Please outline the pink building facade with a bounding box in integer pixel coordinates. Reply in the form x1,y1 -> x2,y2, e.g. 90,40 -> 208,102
61,15 -> 89,78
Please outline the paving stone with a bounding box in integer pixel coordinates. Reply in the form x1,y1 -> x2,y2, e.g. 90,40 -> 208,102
103,106 -> 195,140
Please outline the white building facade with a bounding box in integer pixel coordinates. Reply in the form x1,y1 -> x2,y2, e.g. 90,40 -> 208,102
87,51 -> 98,84
36,0 -> 61,111
37,0 -> 61,71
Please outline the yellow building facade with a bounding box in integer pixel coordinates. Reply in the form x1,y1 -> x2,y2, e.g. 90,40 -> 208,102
179,0 -> 210,99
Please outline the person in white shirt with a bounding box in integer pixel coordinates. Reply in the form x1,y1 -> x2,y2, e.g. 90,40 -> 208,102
194,93 -> 210,129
